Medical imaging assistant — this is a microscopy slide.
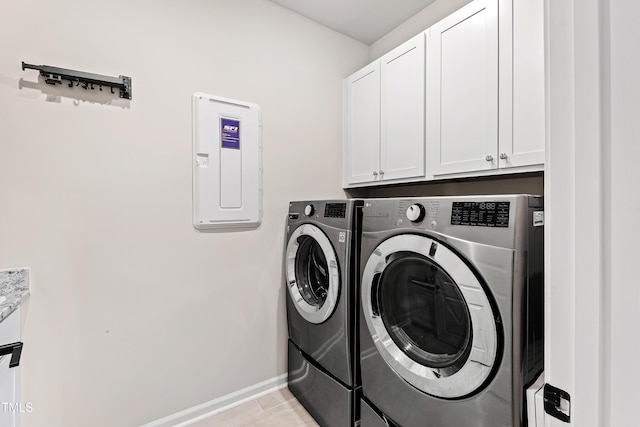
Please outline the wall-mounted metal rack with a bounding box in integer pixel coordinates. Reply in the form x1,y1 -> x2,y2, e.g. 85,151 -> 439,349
21,62 -> 132,100
0,342 -> 23,368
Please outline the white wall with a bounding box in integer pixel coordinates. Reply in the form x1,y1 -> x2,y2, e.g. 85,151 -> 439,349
606,0 -> 640,424
545,0 -> 602,425
0,0 -> 368,425
545,0 -> 640,426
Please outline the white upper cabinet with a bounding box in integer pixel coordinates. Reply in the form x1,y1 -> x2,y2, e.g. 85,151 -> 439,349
427,0 -> 499,176
343,0 -> 545,187
344,62 -> 381,185
498,0 -> 545,168
344,33 -> 425,186
380,33 -> 426,181
427,0 -> 545,178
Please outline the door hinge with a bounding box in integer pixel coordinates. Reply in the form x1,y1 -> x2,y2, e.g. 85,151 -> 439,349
543,383 -> 571,423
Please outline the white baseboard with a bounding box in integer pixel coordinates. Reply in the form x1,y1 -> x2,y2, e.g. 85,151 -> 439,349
140,374 -> 288,427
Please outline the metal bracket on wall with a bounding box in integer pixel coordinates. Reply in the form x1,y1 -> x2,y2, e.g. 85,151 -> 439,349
543,383 -> 571,423
0,342 -> 23,368
22,62 -> 132,100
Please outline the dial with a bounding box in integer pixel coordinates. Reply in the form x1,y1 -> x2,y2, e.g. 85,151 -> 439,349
304,204 -> 315,217
406,204 -> 426,223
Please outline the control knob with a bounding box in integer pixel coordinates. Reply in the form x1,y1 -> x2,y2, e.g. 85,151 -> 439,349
406,204 -> 426,223
304,204 -> 315,217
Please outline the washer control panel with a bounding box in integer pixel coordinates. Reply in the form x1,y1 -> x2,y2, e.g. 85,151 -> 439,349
406,204 -> 426,223
304,204 -> 315,217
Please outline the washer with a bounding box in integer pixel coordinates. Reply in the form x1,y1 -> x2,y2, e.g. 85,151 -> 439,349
359,195 -> 544,427
285,199 -> 362,427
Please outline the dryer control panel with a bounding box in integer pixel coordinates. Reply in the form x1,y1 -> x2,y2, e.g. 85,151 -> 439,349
450,202 -> 510,228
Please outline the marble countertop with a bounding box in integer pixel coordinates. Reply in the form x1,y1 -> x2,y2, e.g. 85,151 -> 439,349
0,268 -> 30,322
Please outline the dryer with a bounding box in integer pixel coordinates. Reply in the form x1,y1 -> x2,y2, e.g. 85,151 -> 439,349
359,195 -> 544,427
285,200 -> 362,427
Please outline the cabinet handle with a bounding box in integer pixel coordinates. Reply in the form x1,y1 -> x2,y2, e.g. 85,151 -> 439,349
499,153 -> 509,160
379,170 -> 384,177
485,155 -> 494,162
0,342 -> 23,368
372,171 -> 378,177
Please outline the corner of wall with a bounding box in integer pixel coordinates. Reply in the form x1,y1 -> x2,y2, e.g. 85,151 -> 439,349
368,0 -> 473,60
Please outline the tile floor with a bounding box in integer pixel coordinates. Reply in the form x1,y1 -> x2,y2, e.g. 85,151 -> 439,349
188,387 -> 319,427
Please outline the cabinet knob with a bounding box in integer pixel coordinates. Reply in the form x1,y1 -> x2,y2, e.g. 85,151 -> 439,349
485,155 -> 494,162
499,153 -> 508,160
373,171 -> 378,177
379,170 -> 384,177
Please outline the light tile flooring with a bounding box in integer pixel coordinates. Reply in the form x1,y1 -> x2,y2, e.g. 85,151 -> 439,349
188,387 -> 319,427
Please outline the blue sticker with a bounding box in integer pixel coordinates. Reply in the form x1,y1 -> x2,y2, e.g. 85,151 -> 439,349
221,118 -> 240,150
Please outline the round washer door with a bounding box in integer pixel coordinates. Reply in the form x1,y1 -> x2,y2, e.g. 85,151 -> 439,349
286,224 -> 340,324
361,234 -> 500,399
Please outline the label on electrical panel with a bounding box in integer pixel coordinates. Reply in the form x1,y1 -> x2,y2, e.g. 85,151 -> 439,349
221,118 -> 240,149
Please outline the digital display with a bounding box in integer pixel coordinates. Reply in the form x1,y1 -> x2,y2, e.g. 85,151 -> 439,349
451,201 -> 510,227
324,203 -> 347,218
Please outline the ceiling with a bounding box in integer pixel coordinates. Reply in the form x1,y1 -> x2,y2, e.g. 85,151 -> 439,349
267,0 -> 437,45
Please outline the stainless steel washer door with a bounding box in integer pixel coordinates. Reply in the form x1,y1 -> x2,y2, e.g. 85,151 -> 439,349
286,224 -> 340,324
361,234 -> 499,399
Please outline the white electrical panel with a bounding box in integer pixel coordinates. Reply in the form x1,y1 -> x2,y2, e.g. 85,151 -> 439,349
192,92 -> 262,229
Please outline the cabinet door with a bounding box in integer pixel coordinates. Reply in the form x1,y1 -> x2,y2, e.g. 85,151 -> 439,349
0,356 -> 18,427
498,0 -> 545,168
0,309 -> 20,427
344,62 -> 381,185
427,0 -> 498,176
380,32 -> 426,181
